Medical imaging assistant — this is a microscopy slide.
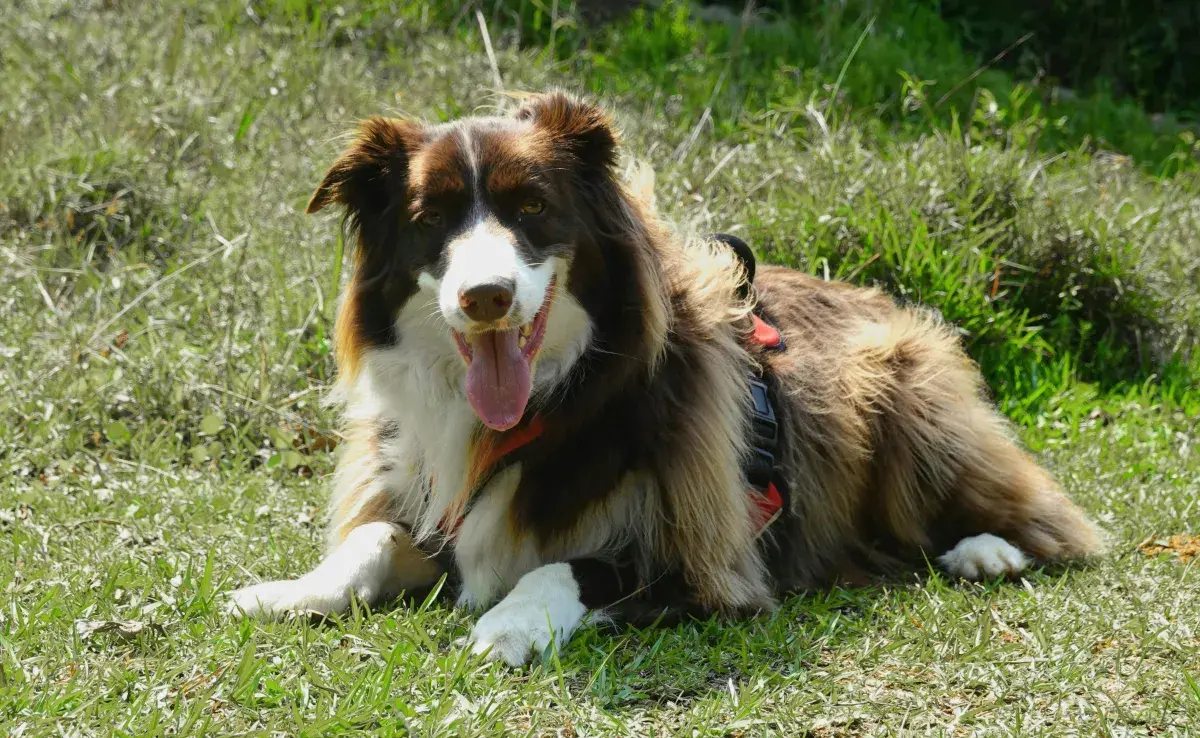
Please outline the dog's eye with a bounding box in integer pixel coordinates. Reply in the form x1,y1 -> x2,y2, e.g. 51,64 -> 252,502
417,209 -> 442,228
520,198 -> 545,216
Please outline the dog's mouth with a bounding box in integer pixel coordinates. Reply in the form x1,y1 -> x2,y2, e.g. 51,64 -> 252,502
452,277 -> 556,431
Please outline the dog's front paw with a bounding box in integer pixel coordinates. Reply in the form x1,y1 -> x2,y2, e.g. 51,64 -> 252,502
225,577 -> 350,620
938,533 -> 1030,580
469,596 -> 556,667
467,563 -> 589,667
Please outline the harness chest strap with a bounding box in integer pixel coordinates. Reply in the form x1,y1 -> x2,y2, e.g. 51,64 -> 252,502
437,313 -> 786,539
435,416 -> 544,538
745,313 -> 786,533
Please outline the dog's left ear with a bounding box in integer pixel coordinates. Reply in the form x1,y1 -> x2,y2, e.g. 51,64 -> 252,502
306,117 -> 423,215
514,92 -> 618,173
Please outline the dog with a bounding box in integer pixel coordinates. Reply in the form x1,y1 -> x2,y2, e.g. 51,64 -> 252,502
228,92 -> 1102,666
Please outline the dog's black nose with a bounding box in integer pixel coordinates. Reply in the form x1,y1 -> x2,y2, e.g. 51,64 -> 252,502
458,280 -> 515,323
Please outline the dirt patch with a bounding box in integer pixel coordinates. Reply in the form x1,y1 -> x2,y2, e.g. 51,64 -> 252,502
1138,535 -> 1200,565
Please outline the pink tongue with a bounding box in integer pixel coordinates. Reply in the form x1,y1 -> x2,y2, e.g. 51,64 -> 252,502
465,330 -> 532,431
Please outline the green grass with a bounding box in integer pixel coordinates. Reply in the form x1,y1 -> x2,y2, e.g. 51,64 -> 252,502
2,1 -> 1199,735
441,0 -> 1200,175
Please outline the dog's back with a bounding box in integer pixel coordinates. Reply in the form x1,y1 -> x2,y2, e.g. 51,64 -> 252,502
752,266 -> 1100,589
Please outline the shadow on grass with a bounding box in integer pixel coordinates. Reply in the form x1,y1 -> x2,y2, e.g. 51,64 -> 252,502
360,559 -> 1101,712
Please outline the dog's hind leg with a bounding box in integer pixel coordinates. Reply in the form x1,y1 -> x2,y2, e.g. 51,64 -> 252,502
857,314 -> 1103,581
935,435 -> 1103,580
227,423 -> 441,619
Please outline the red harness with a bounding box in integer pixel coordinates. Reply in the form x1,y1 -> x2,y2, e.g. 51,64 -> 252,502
746,314 -> 785,532
439,313 -> 785,538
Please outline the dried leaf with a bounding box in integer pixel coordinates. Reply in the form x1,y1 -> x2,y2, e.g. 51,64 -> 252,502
1138,535 -> 1200,564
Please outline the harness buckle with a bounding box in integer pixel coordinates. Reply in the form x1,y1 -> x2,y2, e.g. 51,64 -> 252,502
747,376 -> 778,445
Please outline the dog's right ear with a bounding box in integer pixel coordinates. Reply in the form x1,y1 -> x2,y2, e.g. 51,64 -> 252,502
514,92 -> 618,175
306,117 -> 423,215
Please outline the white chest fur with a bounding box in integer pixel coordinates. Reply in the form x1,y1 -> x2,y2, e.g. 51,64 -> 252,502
452,465 -> 543,608
342,271 -> 600,608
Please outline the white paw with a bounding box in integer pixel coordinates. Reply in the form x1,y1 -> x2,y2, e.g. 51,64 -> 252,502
466,563 -> 588,667
455,585 -> 492,612
225,576 -> 352,619
469,596 -> 558,666
938,534 -> 1030,580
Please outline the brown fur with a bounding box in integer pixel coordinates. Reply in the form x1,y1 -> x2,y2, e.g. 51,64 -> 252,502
308,116 -> 425,381
752,268 -> 1101,587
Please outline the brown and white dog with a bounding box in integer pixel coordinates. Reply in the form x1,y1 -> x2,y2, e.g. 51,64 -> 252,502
228,92 -> 1102,666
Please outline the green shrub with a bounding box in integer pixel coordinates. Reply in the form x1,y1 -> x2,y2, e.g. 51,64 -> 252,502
453,0 -> 1200,174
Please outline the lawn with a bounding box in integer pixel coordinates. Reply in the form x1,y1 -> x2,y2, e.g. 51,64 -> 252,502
2,1 -> 1199,735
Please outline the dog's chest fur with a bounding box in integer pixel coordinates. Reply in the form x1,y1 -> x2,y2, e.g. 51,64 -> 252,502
346,284 -> 606,609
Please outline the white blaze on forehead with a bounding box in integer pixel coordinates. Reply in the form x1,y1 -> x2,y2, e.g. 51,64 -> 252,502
458,126 -> 479,185
437,125 -> 558,331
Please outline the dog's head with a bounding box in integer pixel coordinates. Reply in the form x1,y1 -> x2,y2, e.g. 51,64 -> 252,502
309,93 -> 662,431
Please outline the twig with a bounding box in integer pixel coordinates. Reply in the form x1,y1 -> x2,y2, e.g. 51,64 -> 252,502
175,663 -> 231,699
88,240 -> 233,346
843,252 -> 880,284
475,8 -> 503,90
936,32 -> 1034,109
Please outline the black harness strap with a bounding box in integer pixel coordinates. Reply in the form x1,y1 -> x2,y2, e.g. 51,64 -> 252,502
707,233 -> 789,532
